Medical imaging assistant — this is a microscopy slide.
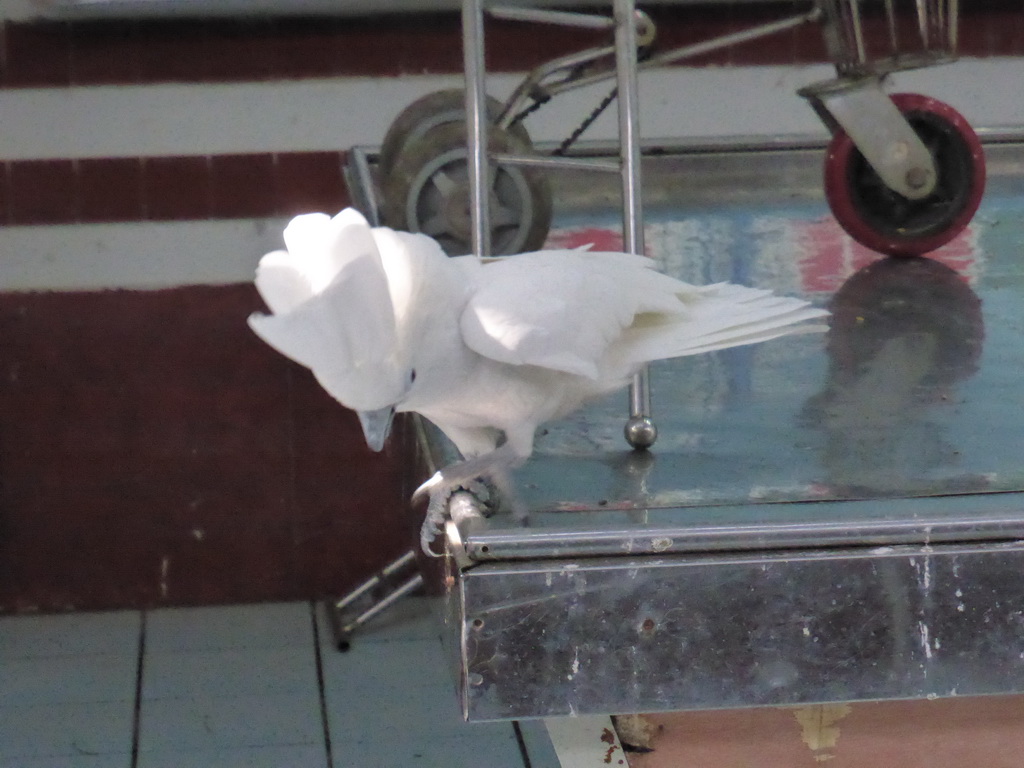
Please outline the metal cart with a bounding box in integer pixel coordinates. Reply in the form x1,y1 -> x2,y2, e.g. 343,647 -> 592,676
371,0 -> 984,452
376,0 -> 984,263
336,131 -> 1024,764
332,2 -> 1004,763
406,132 -> 1024,719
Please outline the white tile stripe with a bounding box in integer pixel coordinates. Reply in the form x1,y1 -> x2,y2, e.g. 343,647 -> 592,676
0,67 -> 825,161
0,60 -> 1020,162
1,59 -> 1021,292
0,217 -> 288,291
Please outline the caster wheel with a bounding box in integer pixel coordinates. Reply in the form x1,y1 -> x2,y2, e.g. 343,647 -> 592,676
381,121 -> 553,257
824,93 -> 985,257
378,89 -> 531,181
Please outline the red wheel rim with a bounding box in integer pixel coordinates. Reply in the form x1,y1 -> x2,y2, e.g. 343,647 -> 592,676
823,93 -> 986,257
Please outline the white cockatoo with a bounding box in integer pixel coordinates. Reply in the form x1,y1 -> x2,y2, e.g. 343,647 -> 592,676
249,208 -> 828,549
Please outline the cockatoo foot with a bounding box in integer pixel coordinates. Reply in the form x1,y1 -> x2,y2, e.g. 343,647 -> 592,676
417,474 -> 492,556
414,447 -> 529,556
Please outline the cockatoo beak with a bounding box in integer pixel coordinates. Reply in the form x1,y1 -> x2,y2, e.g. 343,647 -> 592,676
357,406 -> 396,452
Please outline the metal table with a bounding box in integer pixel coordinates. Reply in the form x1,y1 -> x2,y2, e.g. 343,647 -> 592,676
357,133 -> 1024,722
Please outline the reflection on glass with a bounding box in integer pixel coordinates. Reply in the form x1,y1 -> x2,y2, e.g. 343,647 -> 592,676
803,256 -> 986,497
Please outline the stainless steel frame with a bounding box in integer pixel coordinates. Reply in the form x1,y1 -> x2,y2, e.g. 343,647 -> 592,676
457,0 -> 961,450
454,540 -> 1024,720
341,132 -> 1024,717
462,0 -> 662,449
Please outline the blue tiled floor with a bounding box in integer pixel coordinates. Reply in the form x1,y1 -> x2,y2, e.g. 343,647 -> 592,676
0,598 -> 559,768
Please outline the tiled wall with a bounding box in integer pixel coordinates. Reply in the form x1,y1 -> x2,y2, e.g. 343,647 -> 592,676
0,286 -> 414,612
3,152 -> 350,226
2,2 -> 1022,88
0,2 -> 1021,612
1,0 -> 1021,228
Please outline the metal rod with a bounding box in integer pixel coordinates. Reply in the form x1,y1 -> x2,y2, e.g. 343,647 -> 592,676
332,549 -> 419,612
614,0 -> 654,446
496,41 -> 618,125
495,8 -> 823,128
489,152 -> 622,173
615,3 -> 643,257
850,0 -> 867,63
644,9 -> 821,69
488,6 -> 615,30
948,0 -> 958,51
463,0 -> 491,257
531,9 -> 820,101
884,0 -> 898,55
351,148 -> 381,226
498,9 -> 820,122
337,573 -> 425,638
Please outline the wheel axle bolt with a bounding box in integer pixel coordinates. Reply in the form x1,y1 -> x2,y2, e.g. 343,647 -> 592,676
906,167 -> 930,190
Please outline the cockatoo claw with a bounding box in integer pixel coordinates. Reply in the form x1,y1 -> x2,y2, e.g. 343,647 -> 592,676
412,471 -> 443,507
416,473 -> 493,556
414,447 -> 528,556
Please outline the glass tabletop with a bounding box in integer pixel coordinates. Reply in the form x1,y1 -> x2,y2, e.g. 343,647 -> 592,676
412,139 -> 1024,556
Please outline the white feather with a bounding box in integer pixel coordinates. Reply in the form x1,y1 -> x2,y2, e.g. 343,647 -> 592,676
250,208 -> 829,463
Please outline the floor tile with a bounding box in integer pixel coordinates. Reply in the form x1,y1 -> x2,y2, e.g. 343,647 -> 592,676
142,646 -> 318,700
319,592 -> 443,645
0,701 -> 136,763
144,602 -> 313,653
8,756 -> 133,768
0,653 -> 138,706
324,635 -> 453,690
0,611 -> 140,765
0,610 -> 141,659
516,720 -> 563,768
137,692 -> 323,753
317,598 -> 527,767
334,728 -> 526,768
0,599 -> 548,768
137,744 -> 327,768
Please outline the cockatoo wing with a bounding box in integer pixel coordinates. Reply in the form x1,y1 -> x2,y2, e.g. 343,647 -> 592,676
459,250 -> 687,379
613,281 -> 829,368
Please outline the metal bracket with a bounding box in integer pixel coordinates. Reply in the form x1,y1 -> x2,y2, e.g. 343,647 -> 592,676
327,550 -> 424,651
804,77 -> 937,199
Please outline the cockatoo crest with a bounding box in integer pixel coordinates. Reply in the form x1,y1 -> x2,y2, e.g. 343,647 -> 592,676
248,209 -> 411,413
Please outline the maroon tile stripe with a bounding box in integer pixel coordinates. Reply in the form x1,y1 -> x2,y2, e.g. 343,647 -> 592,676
1,2 -> 1020,90
0,151 -> 350,226
0,285 -> 416,612
0,4 -> 1019,227
0,3 -> 1018,614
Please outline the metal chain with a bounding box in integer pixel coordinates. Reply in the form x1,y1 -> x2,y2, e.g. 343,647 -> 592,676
554,86 -> 618,156
510,92 -> 552,128
507,47 -> 655,157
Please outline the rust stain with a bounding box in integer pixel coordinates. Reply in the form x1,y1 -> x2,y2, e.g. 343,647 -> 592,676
600,727 -> 625,765
793,703 -> 853,763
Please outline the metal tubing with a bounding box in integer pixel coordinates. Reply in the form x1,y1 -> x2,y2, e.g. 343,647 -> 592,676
462,0 -> 491,257
488,6 -> 615,30
331,549 -> 418,612
530,10 -> 821,102
496,9 -> 819,125
489,152 -> 622,173
336,573 -> 425,641
496,41 -> 619,126
614,0 -> 654,444
615,2 -> 643,257
644,9 -> 821,69
351,148 -> 381,225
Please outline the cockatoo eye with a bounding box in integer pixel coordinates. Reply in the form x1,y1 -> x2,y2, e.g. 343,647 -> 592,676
409,369 -> 418,384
